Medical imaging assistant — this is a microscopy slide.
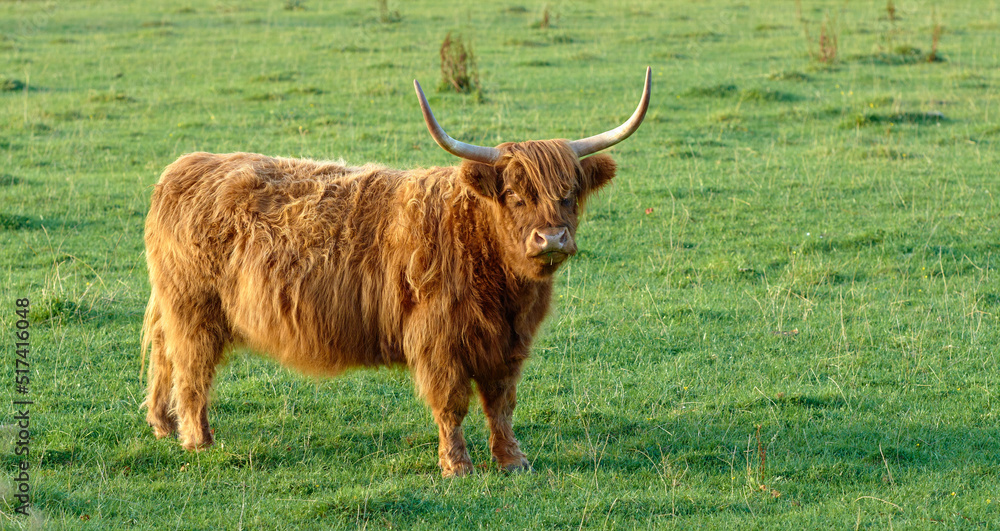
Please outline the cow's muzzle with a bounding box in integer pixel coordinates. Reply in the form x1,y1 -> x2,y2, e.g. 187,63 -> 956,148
527,227 -> 574,265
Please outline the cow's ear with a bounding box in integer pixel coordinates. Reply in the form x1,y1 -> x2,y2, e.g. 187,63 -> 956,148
459,160 -> 501,199
579,154 -> 617,196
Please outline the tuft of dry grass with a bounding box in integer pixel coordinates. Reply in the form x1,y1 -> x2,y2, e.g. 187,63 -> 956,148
816,15 -> 839,63
795,0 -> 838,64
927,8 -> 943,63
438,32 -> 479,94
532,5 -> 551,29
377,0 -> 401,24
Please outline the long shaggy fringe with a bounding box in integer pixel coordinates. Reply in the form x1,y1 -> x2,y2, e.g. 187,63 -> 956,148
500,140 -> 580,202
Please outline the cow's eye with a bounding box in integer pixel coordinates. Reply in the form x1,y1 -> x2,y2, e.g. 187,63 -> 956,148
559,193 -> 576,208
505,191 -> 525,207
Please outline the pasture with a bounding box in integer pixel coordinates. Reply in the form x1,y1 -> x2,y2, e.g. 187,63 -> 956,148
1,0 -> 998,527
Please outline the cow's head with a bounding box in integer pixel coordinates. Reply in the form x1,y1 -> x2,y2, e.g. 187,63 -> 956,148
414,67 -> 650,280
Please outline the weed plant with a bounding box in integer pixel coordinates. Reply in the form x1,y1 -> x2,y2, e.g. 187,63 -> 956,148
438,32 -> 478,94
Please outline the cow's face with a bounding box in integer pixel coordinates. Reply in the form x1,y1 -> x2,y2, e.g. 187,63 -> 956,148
461,141 -> 616,279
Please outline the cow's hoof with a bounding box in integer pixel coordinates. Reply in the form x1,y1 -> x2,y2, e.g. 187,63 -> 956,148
501,456 -> 532,473
152,425 -> 176,439
147,414 -> 178,439
182,441 -> 213,452
441,460 -> 475,478
180,435 -> 214,452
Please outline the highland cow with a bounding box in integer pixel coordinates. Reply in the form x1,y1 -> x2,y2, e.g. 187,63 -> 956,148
142,68 -> 650,477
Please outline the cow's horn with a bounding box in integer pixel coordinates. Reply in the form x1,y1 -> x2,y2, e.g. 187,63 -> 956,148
568,67 -> 651,158
414,80 -> 501,165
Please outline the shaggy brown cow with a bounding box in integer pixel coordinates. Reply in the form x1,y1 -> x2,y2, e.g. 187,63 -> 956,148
142,68 -> 650,477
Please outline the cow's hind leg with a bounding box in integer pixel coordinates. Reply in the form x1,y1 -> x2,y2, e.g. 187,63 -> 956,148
476,375 -> 531,472
412,361 -> 474,477
144,305 -> 177,438
162,296 -> 227,451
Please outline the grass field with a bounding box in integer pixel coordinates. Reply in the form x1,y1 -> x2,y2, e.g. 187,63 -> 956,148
2,0 -> 999,528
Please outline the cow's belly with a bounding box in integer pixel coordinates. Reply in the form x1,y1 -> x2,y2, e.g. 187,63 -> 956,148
221,266 -> 404,376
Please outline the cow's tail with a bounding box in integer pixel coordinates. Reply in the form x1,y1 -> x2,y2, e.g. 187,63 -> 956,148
139,290 -> 161,394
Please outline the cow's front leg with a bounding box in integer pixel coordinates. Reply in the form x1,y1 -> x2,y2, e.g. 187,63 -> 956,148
412,362 -> 474,477
476,375 -> 530,472
432,386 -> 473,478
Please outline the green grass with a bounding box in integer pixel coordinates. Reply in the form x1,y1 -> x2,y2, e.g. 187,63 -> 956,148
2,0 -> 999,528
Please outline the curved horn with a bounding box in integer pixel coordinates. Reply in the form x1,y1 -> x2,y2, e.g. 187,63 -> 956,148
569,66 -> 651,158
413,80 -> 501,164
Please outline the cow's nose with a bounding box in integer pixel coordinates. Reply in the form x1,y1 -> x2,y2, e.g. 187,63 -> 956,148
531,228 -> 567,252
